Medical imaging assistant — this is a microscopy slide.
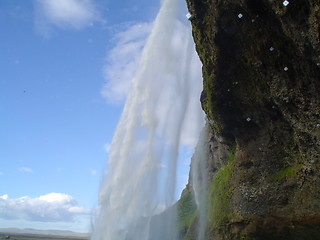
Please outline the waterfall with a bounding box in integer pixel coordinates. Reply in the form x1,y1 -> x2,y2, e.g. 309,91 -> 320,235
91,0 -> 204,239
191,126 -> 208,240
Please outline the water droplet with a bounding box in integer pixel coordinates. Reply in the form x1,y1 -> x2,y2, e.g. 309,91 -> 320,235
186,12 -> 192,20
283,0 -> 289,6
238,13 -> 243,19
227,89 -> 230,92
251,19 -> 255,23
284,67 -> 288,71
269,47 -> 274,51
316,123 -> 320,127
317,63 -> 320,66
246,117 -> 251,122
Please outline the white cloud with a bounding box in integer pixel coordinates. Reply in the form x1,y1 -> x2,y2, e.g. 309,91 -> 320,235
0,195 -> 9,200
34,0 -> 99,35
0,193 -> 89,222
101,22 -> 152,104
18,167 -> 33,173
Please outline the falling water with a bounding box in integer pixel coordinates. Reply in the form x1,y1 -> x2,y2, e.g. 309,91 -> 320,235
91,0 -> 204,239
191,126 -> 208,240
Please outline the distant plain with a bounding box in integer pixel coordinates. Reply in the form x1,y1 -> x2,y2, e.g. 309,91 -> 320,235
0,234 -> 87,240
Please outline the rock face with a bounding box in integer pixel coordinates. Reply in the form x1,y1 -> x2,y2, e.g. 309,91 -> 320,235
183,0 -> 320,239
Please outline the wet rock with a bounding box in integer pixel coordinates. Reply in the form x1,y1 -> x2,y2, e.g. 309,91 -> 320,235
182,0 -> 320,239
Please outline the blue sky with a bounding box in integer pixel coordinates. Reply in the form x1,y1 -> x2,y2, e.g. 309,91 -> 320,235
0,0 -> 201,233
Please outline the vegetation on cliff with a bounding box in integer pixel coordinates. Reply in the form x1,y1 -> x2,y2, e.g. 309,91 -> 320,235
179,0 -> 320,239
177,189 -> 198,240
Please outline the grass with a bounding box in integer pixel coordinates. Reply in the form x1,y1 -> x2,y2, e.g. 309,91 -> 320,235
177,190 -> 198,239
208,160 -> 235,229
177,146 -> 237,239
207,147 -> 236,231
269,164 -> 302,181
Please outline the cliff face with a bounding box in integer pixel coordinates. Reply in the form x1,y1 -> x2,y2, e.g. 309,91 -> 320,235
183,0 -> 320,239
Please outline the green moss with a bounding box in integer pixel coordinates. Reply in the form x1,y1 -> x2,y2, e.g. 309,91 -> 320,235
208,158 -> 235,230
177,190 -> 198,239
201,69 -> 216,123
269,164 -> 302,181
229,145 -> 236,160
178,148 -> 236,239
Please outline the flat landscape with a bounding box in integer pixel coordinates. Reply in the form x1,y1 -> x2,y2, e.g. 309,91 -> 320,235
0,234 -> 87,240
